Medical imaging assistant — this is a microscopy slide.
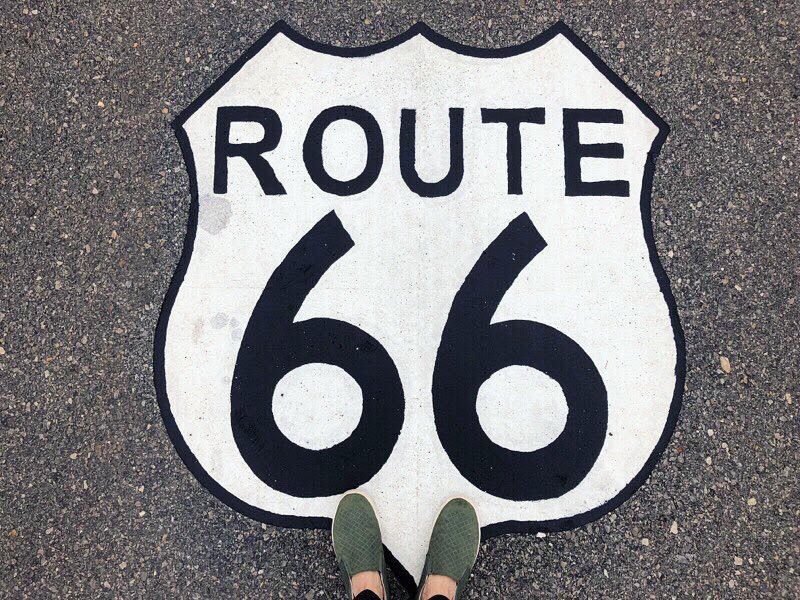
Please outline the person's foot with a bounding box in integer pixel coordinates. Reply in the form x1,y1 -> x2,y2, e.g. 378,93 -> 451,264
332,491 -> 388,599
417,498 -> 480,600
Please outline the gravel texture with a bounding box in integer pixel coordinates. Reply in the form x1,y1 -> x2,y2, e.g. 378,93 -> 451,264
1,1 -> 798,598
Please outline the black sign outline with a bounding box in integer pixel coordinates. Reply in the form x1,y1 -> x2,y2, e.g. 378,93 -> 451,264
154,20 -> 685,595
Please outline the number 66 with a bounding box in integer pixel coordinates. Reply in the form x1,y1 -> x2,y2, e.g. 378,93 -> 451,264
232,211 -> 607,500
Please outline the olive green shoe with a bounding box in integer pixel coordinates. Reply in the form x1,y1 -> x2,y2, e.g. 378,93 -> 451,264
416,498 -> 480,600
332,492 -> 388,599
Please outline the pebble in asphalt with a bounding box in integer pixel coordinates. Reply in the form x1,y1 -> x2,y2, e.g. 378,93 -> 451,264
1,1 -> 798,598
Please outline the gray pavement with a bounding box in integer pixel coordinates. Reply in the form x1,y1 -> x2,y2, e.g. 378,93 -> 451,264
1,1 -> 798,598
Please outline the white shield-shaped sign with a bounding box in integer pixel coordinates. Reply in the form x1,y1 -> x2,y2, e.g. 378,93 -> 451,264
155,21 -> 684,590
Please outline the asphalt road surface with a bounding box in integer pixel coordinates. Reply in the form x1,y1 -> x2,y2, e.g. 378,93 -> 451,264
1,1 -> 798,598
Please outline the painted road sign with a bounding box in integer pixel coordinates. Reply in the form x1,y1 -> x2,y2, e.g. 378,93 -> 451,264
155,21 -> 684,590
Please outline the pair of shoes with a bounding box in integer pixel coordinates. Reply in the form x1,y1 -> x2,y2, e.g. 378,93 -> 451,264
332,492 -> 480,600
